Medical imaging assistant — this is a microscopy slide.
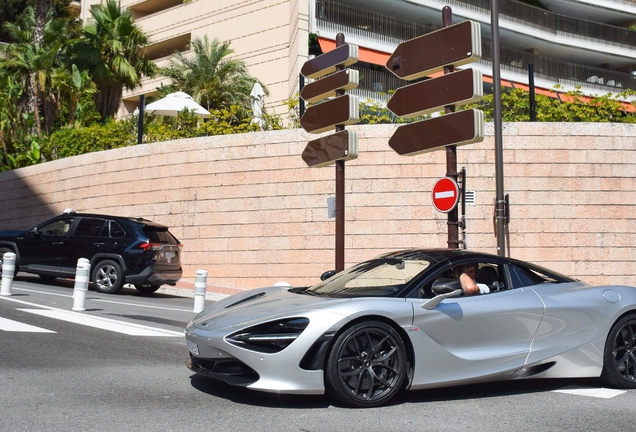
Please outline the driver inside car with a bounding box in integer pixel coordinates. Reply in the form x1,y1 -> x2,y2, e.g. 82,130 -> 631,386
452,263 -> 490,296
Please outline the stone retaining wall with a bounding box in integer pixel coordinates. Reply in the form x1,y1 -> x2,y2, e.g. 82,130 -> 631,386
1,122 -> 634,292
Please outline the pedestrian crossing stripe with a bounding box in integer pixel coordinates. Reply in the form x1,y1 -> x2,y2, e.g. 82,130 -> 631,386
17,308 -> 183,337
552,387 -> 626,399
0,316 -> 56,333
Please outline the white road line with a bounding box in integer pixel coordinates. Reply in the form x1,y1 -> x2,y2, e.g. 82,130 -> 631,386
553,387 -> 626,399
18,309 -> 183,337
10,286 -> 193,312
0,316 -> 56,333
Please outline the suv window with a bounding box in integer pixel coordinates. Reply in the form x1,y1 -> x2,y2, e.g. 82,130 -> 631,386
74,218 -> 106,237
144,227 -> 178,244
39,218 -> 74,236
104,221 -> 125,238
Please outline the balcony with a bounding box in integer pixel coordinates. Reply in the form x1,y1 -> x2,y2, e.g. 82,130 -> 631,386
315,0 -> 636,92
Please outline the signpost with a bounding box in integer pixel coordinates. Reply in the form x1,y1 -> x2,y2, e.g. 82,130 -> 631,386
385,8 -> 483,249
299,33 -> 359,272
386,20 -> 481,80
432,177 -> 460,213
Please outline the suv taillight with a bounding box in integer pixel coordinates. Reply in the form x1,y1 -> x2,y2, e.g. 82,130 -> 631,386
137,241 -> 162,251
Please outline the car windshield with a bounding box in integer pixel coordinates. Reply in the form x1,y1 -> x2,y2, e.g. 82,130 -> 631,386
307,257 -> 431,298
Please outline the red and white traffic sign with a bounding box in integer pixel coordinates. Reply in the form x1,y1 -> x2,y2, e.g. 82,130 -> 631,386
432,177 -> 460,213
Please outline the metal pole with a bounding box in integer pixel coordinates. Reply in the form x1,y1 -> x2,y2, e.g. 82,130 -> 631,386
529,63 -> 536,122
442,7 -> 460,250
299,74 -> 305,121
335,33 -> 346,273
137,94 -> 145,144
491,0 -> 506,256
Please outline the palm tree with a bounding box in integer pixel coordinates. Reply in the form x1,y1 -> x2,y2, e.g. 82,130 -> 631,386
1,6 -> 69,140
160,36 -> 268,116
73,0 -> 156,122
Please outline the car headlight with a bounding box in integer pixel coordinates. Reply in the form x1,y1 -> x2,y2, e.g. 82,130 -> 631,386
226,318 -> 310,353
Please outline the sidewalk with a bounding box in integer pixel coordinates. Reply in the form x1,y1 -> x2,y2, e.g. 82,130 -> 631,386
154,278 -> 249,301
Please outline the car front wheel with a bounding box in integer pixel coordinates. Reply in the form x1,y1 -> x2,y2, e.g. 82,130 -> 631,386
92,260 -> 124,294
325,320 -> 407,408
601,314 -> 636,388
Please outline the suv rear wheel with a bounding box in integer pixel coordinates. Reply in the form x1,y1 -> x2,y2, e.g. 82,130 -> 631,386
92,260 -> 124,294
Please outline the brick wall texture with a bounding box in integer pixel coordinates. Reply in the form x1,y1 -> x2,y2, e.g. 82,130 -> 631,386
1,122 -> 635,293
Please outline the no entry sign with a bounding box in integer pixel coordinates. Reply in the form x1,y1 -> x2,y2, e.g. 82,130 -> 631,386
432,177 -> 460,213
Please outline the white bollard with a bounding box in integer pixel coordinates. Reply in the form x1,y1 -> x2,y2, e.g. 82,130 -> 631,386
72,258 -> 91,312
193,269 -> 208,313
1,252 -> 16,297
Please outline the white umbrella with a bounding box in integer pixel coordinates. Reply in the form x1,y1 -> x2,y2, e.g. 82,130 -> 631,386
250,83 -> 265,129
144,91 -> 210,118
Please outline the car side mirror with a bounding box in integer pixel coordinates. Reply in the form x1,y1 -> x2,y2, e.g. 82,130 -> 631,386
420,278 -> 462,310
320,269 -> 336,281
431,278 -> 461,295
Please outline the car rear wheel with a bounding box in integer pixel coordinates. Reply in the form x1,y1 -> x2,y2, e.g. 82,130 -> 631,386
325,320 -> 407,408
92,260 -> 124,294
601,314 -> 636,388
134,284 -> 161,294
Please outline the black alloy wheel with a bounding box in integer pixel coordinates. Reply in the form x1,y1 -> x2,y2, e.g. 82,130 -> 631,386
602,314 -> 636,388
325,320 -> 407,408
92,260 -> 124,294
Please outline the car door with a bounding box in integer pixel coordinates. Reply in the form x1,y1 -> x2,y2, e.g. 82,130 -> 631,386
407,265 -> 545,387
63,217 -> 113,273
17,216 -> 75,273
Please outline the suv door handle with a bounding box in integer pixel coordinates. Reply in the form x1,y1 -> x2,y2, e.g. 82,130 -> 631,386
93,243 -> 105,246
53,241 -> 64,245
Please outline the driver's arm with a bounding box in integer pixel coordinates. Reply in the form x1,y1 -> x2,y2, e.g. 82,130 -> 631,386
459,273 -> 480,296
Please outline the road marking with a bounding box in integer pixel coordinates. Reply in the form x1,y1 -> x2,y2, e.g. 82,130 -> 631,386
18,309 -> 183,337
553,387 -> 626,399
0,316 -> 56,333
11,286 -> 193,312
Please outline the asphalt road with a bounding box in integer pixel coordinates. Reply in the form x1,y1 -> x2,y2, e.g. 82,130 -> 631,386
1,275 -> 635,432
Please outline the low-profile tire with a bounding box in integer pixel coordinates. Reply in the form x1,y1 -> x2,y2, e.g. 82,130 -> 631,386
601,314 -> 636,388
91,260 -> 124,294
134,284 -> 161,294
325,320 -> 407,408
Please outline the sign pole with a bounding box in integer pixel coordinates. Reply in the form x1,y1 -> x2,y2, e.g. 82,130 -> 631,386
335,33 -> 346,273
442,7 -> 461,250
492,0 -> 507,256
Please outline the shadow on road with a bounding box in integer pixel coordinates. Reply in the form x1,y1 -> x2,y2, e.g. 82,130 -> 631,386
189,374 -> 332,408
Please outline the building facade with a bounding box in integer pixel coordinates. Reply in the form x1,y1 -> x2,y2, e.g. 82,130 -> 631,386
79,0 -> 636,119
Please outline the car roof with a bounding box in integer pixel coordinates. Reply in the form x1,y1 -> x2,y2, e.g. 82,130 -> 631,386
377,248 -> 575,281
57,212 -> 169,229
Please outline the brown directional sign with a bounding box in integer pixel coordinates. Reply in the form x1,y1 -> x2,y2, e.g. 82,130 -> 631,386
300,94 -> 359,134
389,109 -> 484,156
300,69 -> 359,103
301,44 -> 359,79
386,20 -> 481,80
387,68 -> 482,118
302,130 -> 359,168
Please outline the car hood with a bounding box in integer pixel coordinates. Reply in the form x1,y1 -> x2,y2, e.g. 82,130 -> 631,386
0,229 -> 27,239
189,286 -> 350,332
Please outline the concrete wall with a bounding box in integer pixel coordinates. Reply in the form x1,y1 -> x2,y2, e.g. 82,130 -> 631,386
1,123 -> 635,294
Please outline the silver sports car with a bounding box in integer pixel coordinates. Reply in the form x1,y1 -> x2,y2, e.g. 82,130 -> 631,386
185,249 -> 636,407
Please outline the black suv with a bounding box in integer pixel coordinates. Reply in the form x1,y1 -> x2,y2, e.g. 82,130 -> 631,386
0,210 -> 182,294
